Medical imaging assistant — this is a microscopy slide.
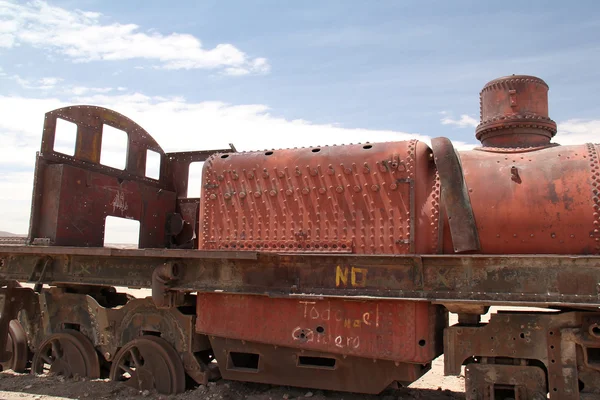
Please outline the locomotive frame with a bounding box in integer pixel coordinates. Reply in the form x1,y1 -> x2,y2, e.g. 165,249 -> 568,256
1,76 -> 600,399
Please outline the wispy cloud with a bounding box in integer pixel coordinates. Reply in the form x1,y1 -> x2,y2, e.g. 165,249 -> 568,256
8,73 -> 63,89
555,119 -> 600,146
441,114 -> 479,128
3,72 -> 116,94
0,0 -> 269,75
66,86 -> 114,95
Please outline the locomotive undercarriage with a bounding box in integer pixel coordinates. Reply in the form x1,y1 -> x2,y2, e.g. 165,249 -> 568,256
0,283 -> 434,394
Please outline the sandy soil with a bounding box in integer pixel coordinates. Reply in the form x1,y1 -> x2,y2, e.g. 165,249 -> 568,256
0,333 -> 464,399
0,363 -> 464,400
0,288 -> 540,399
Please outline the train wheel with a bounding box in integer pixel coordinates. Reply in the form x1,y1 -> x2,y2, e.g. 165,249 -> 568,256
1,320 -> 30,372
109,336 -> 186,394
31,330 -> 100,379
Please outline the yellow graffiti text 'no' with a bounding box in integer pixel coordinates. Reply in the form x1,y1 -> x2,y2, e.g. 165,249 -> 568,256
335,266 -> 368,288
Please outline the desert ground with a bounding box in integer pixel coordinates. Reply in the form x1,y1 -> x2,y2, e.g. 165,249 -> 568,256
0,354 -> 464,400
0,287 -> 535,400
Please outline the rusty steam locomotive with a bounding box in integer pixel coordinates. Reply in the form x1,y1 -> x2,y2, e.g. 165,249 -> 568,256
1,75 -> 599,399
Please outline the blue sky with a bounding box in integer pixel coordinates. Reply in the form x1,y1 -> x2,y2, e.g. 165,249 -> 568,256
1,0 -> 600,238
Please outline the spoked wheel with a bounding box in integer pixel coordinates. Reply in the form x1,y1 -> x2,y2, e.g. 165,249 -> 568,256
0,320 -> 30,372
31,330 -> 100,379
109,336 -> 186,394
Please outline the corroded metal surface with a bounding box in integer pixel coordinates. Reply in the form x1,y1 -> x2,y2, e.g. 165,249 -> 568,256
210,337 -> 430,394
4,250 -> 600,307
10,287 -> 216,386
109,335 -> 186,394
166,147 -> 235,199
445,311 -> 600,399
476,75 -> 557,148
28,106 -> 230,248
40,106 -> 164,175
199,140 -> 439,255
455,143 -> 599,254
29,106 -> 175,248
431,137 -> 480,253
34,162 -> 176,247
31,330 -> 100,378
0,287 -> 39,366
196,294 -> 446,362
465,364 -> 547,400
0,320 -> 29,372
166,148 -> 235,248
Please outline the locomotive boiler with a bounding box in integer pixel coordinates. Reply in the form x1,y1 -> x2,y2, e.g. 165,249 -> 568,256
1,75 -> 600,400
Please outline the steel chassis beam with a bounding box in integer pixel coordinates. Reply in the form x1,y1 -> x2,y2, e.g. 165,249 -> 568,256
1,247 -> 599,308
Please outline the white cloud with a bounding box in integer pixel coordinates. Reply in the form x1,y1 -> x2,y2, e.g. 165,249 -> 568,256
8,74 -> 63,89
555,119 -> 600,146
67,86 -> 114,95
3,72 -> 116,94
67,92 -> 444,154
441,114 -> 479,128
0,0 -> 269,74
39,76 -> 61,86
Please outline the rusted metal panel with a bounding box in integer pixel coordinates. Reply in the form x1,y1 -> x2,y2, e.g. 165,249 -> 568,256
457,143 -> 598,254
453,75 -> 600,255
166,148 -> 235,198
199,140 -> 439,254
4,251 -> 600,306
444,311 -> 597,399
464,364 -> 547,400
196,294 -> 445,363
431,137 -> 480,253
34,163 -> 176,247
209,337 -> 429,394
29,106 -> 179,247
40,106 -> 166,182
28,106 -> 235,248
0,287 -> 41,362
476,75 -> 557,148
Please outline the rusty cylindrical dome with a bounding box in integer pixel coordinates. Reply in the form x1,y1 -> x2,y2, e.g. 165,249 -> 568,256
475,75 -> 557,148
